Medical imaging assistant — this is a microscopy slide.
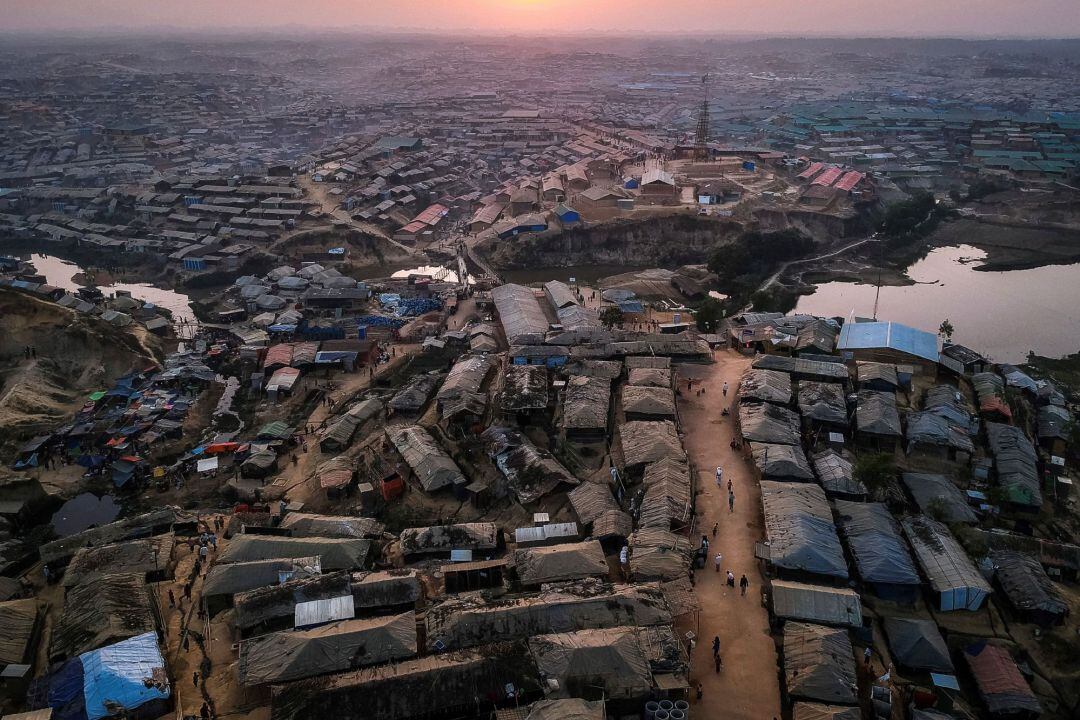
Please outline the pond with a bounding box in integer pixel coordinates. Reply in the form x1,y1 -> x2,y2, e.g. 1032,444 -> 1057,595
794,244 -> 1080,363
27,253 -> 198,323
50,493 -> 121,537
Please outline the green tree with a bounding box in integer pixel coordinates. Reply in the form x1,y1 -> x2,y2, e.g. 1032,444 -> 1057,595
854,453 -> 895,494
694,298 -> 725,332
599,306 -> 624,329
939,319 -> 955,342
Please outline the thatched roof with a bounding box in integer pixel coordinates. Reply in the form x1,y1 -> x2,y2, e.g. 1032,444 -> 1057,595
483,426 -> 579,504
629,528 -> 693,581
563,375 -> 611,431
388,372 -> 442,413
619,420 -> 684,469
0,598 -> 39,666
62,535 -> 174,587
627,368 -> 672,388
621,385 -> 676,418
638,457 -> 692,529
750,442 -> 814,481
239,611 -> 417,685
50,573 -> 155,661
567,482 -> 619,527
399,523 -> 498,555
40,509 -> 175,564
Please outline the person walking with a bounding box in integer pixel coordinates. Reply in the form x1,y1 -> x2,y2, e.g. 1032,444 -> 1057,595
740,573 -> 749,596
714,552 -> 722,572
726,569 -> 735,587
714,652 -> 723,673
728,489 -> 735,512
712,636 -> 721,658
722,380 -> 728,396
192,671 -> 199,687
715,466 -> 723,487
712,521 -> 719,537
168,589 -> 176,608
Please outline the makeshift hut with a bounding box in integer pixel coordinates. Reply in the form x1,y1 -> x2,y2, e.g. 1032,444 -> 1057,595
280,513 -> 384,539
985,422 -> 1042,510
627,368 -> 672,388
738,403 -> 801,445
883,617 -> 954,673
62,536 -> 174,588
425,582 -> 671,651
238,611 -> 417,685
793,704 -> 861,720
399,523 -> 499,558
501,365 -> 549,415
319,398 -> 383,451
739,368 -> 793,405
492,283 -> 550,345
483,426 -> 579,504
270,643 -> 537,720
834,501 -> 920,603
902,517 -> 991,612
906,411 -> 974,460
388,373 -> 442,414
990,550 -> 1068,626
855,390 -> 902,450
350,570 -> 423,612
387,425 -> 465,492
0,598 -> 41,675
798,381 -> 850,429
514,541 -> 609,586
529,627 -> 662,700
750,442 -> 814,481
218,536 -> 370,571
760,481 -> 848,580
629,528 -> 693,581
49,573 -> 156,661
753,355 -> 849,383
618,420 -> 684,471
563,376 -> 611,440
638,457 -> 693,530
963,642 -> 1041,718
901,473 -> 977,524
234,571 -> 353,633
810,450 -> 867,501
770,580 -> 862,628
621,385 -> 676,420
783,622 -> 857,705
203,557 -> 321,615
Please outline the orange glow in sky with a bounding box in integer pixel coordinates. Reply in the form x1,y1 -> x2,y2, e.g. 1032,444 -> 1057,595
4,0 -> 1079,36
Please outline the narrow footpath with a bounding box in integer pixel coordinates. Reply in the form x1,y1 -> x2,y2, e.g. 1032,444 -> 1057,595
678,350 -> 783,720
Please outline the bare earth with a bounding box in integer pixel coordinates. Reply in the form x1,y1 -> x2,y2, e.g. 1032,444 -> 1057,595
678,351 -> 783,720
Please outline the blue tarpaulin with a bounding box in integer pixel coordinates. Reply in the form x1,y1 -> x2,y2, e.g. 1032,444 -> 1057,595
80,632 -> 170,720
77,454 -> 106,469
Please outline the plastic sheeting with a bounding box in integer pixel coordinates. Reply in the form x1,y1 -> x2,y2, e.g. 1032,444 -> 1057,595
783,622 -> 857,705
761,482 -> 848,579
80,632 -> 169,720
834,501 -> 919,588
883,617 -> 953,673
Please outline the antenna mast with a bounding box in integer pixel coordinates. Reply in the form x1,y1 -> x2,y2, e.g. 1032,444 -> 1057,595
694,74 -> 710,161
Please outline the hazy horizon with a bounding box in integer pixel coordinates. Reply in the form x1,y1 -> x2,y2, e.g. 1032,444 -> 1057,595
5,0 -> 1080,39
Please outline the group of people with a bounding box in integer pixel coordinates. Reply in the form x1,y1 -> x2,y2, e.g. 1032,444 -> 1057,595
715,466 -> 736,511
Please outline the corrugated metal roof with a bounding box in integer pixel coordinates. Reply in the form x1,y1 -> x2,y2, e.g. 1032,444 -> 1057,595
837,321 -> 939,362
295,594 -> 355,628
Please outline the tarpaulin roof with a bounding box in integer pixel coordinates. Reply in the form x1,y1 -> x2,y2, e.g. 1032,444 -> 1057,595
502,365 -> 549,411
203,557 -> 321,599
280,513 -> 384,539
883,617 -> 954,673
388,425 -> 464,492
492,283 -> 550,345
399,523 -> 498,555
750,442 -> 814,481
963,642 -> 1041,716
740,368 -> 793,405
793,703 -> 861,720
783,622 -> 857,705
219,536 -> 370,571
985,422 -> 1041,508
771,580 -> 862,628
902,517 -> 991,611
50,573 -> 155,661
529,627 -> 653,700
810,450 -> 866,499
388,372 -> 442,413
238,611 -> 417,685
902,473 -> 977,524
234,572 -> 352,631
483,426 -> 579,504
907,411 -> 974,453
514,541 -> 609,585
855,390 -> 901,437
761,481 -> 848,579
834,501 -> 919,587
314,456 -> 353,490
798,382 -> 849,426
739,402 -> 801,445
425,582 -> 671,652
753,354 -> 849,381
991,550 -> 1068,621
79,631 -> 169,720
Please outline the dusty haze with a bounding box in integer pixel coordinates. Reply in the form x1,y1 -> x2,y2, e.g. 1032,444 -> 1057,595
4,0 -> 1080,37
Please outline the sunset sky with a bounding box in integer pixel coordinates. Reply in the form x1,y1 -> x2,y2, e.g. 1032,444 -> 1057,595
4,0 -> 1080,37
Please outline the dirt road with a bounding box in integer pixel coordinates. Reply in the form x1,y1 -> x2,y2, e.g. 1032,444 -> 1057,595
677,351 -> 782,720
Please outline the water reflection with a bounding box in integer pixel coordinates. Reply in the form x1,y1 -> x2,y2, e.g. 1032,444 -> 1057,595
795,245 -> 1080,362
27,253 -> 197,322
